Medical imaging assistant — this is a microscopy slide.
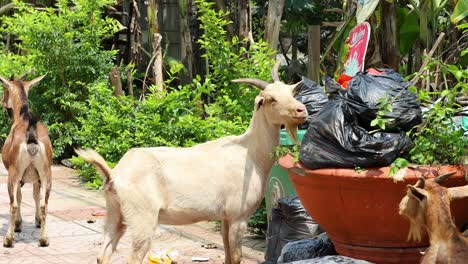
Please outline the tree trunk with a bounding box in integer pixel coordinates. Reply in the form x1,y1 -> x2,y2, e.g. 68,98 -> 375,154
152,33 -> 164,92
264,0 -> 286,54
179,0 -> 194,83
379,0 -> 399,70
238,0 -> 253,43
129,0 -> 143,68
109,65 -> 124,97
307,25 -> 320,82
147,0 -> 163,91
126,67 -> 134,96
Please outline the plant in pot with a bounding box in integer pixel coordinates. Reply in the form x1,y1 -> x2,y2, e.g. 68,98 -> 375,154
278,49 -> 467,263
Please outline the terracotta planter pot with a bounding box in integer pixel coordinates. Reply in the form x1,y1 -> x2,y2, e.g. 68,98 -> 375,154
279,154 -> 468,264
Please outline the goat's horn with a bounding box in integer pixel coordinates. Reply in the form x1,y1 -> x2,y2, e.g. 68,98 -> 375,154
434,171 -> 456,184
415,177 -> 425,188
271,60 -> 281,82
232,78 -> 269,90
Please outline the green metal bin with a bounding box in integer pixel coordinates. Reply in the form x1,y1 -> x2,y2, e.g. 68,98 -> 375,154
265,129 -> 306,221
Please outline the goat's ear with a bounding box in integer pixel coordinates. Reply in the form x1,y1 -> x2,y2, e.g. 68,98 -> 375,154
407,185 -> 427,202
0,76 -> 11,90
255,95 -> 264,110
290,81 -> 303,95
26,74 -> 46,91
448,185 -> 468,201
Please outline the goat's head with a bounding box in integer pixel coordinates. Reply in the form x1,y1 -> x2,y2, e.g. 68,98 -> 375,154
399,172 -> 468,242
0,74 -> 46,110
232,61 -> 307,142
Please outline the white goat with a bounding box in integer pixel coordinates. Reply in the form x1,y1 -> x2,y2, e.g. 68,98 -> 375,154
1,75 -> 52,247
76,66 -> 307,264
399,173 -> 468,264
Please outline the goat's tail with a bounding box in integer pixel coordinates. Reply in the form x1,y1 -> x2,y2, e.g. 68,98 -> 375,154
26,115 -> 39,156
75,148 -> 112,181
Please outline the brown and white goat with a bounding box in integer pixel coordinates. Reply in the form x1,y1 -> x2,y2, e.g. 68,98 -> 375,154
76,64 -> 307,264
1,75 -> 52,247
399,173 -> 468,264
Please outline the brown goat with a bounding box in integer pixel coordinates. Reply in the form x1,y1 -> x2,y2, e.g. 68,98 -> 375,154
1,75 -> 52,247
399,173 -> 468,264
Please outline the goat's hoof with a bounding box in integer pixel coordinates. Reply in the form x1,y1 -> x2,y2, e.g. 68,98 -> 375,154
97,257 -> 103,264
14,222 -> 22,233
35,223 -> 41,228
3,237 -> 14,248
39,238 -> 49,247
35,217 -> 41,228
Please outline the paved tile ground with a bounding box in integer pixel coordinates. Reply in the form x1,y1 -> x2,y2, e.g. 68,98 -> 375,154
0,164 -> 265,263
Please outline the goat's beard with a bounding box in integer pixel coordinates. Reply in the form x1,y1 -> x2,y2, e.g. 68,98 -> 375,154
285,124 -> 299,145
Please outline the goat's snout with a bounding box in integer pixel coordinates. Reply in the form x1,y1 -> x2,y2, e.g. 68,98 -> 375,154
295,104 -> 307,118
296,105 -> 306,113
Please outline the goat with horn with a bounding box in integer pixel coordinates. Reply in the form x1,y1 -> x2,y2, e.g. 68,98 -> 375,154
76,62 -> 307,264
1,75 -> 52,247
399,172 -> 468,263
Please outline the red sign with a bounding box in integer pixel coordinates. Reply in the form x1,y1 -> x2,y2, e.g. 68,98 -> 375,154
344,22 -> 371,76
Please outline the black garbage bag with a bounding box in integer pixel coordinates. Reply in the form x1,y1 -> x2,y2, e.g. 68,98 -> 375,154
277,233 -> 335,263
265,195 -> 323,264
283,255 -> 374,264
323,76 -> 346,99
299,100 -> 414,169
346,69 -> 422,132
294,76 -> 329,129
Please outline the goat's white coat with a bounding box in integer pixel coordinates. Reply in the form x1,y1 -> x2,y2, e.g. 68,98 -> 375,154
77,80 -> 307,264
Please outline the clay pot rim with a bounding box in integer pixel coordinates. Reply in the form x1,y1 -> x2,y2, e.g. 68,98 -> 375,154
278,154 -> 468,180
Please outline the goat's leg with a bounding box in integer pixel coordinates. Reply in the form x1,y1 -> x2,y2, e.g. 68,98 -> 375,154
33,182 -> 41,228
14,185 -> 23,232
98,196 -> 126,264
227,220 -> 247,264
222,220 -> 232,264
127,210 -> 158,264
37,168 -> 51,247
3,173 -> 20,248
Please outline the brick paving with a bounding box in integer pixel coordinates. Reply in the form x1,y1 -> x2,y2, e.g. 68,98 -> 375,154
0,164 -> 265,263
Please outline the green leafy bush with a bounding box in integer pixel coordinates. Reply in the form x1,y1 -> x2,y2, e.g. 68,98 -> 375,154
0,0 -> 121,158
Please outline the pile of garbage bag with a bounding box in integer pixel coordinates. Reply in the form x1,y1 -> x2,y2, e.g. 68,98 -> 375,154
296,69 -> 422,169
265,195 -> 323,263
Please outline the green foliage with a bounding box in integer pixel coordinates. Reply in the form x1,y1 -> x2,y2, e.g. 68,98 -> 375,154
451,0 -> 468,24
196,0 -> 275,122
398,8 -> 419,55
354,166 -> 365,174
248,199 -> 267,235
408,82 -> 467,165
271,144 -> 299,162
370,96 -> 395,131
389,157 -> 410,176
0,0 -> 121,158
374,60 -> 467,168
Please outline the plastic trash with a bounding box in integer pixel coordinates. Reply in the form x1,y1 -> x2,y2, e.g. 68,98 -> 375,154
346,68 -> 422,132
299,99 -> 414,169
92,210 -> 106,217
282,255 -> 374,264
294,76 -> 329,130
265,195 -> 323,263
191,257 -> 209,262
147,249 -> 179,264
277,233 -> 335,263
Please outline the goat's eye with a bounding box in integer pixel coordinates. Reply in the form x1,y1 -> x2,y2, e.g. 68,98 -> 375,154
267,97 -> 276,103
